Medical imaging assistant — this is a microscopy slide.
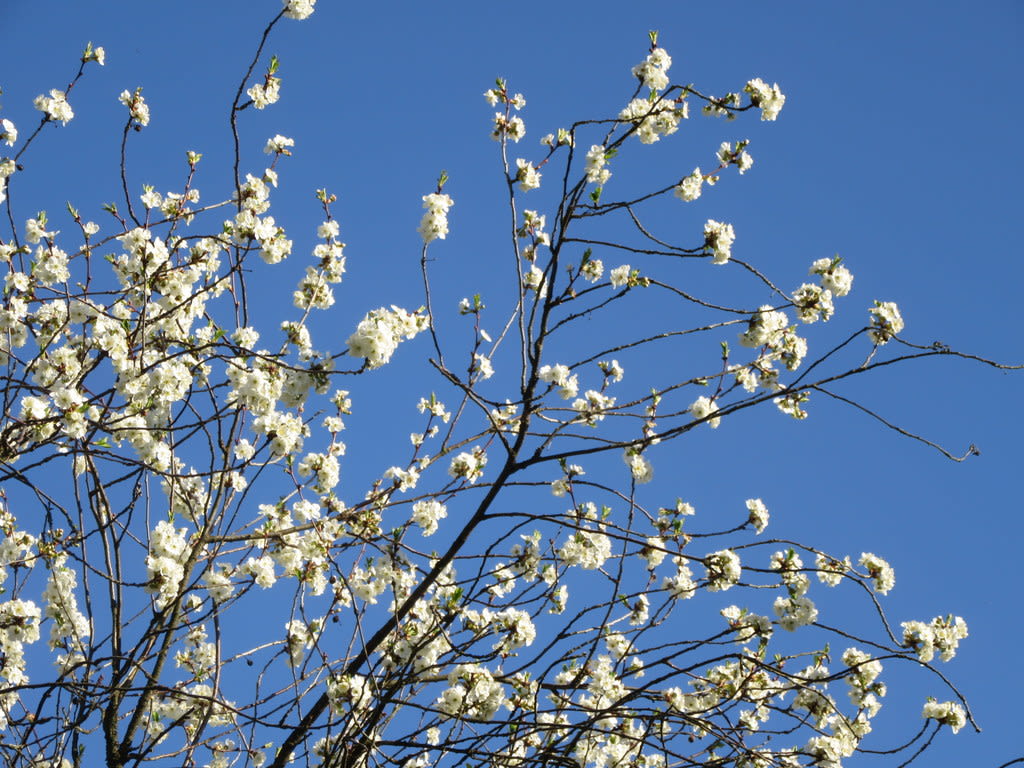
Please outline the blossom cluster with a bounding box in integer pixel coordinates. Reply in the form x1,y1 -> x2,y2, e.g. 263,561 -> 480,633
419,192 -> 454,243
347,306 -> 429,368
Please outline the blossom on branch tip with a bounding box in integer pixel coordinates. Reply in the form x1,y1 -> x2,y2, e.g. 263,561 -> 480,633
631,47 -> 672,92
868,300 -> 904,344
282,0 -> 316,19
249,78 -> 281,109
82,41 -> 105,66
745,78 -> 786,121
264,134 -> 295,155
119,88 -> 150,127
922,700 -> 967,734
419,192 -> 454,243
810,256 -> 854,297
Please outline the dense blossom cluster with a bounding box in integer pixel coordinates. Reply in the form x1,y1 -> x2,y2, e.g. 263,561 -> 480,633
347,305 -> 429,368
703,219 -> 735,264
744,78 -> 787,120
419,192 -> 454,243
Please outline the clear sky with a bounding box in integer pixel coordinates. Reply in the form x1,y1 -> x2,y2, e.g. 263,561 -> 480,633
2,1 -> 1022,766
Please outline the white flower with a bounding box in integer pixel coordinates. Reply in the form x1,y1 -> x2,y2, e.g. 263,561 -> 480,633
746,498 -> 769,533
146,520 -> 190,610
744,78 -> 786,121
264,134 -> 295,155
774,391 -> 809,420
412,500 -> 447,536
816,553 -> 850,586
347,306 -> 428,368
119,88 -> 150,127
632,47 -> 672,92
383,465 -> 419,492
515,158 -> 541,191
492,113 -> 525,142
901,615 -> 967,663
448,448 -> 487,484
0,119 -> 16,146
662,556 -> 696,599
437,664 -> 508,720
538,364 -> 579,399
810,257 -> 854,297
25,217 -> 56,244
774,595 -> 818,630
628,594 -> 650,625
674,168 -> 704,202
624,450 -> 653,483
619,98 -> 687,143
203,565 -> 235,603
580,257 -> 604,282
704,550 -> 741,591
585,145 -> 611,185
600,359 -> 624,382
559,529 -> 611,570
572,390 -> 615,426
418,192 -> 454,243
792,283 -> 834,323
248,78 -> 281,109
243,555 -> 277,588
689,395 -> 720,428
524,264 -> 546,295
318,220 -> 340,239
609,264 -> 631,288
84,43 -> 106,66
282,0 -> 316,19
922,700 -> 967,734
868,301 -> 904,344
704,219 -> 735,264
859,552 -> 895,595
473,353 -> 494,380
34,89 -> 74,125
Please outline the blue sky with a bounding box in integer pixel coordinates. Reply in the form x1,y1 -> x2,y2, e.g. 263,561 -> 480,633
2,1 -> 1022,766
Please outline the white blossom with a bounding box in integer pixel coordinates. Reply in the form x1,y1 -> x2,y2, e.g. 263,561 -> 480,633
745,78 -> 786,121
34,89 -> 74,124
704,219 -> 735,264
868,300 -> 904,344
746,498 -> 769,533
675,168 -> 704,201
282,0 -> 316,19
419,192 -> 454,243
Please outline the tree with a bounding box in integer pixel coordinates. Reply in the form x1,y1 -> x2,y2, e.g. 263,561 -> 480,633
0,2 -> 1020,767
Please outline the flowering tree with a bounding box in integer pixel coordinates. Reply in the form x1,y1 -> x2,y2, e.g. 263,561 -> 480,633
0,3 -> 1019,768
